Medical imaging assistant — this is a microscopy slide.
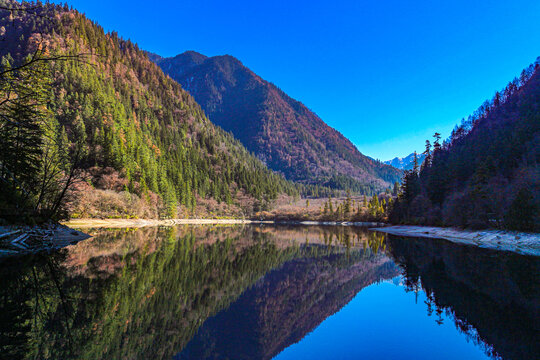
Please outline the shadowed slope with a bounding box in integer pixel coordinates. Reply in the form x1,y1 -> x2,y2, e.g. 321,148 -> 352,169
154,52 -> 402,194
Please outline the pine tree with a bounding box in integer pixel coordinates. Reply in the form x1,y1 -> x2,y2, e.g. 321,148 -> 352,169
421,140 -> 431,171
412,151 -> 419,174
505,188 -> 537,231
433,133 -> 441,152
344,192 -> 351,214
393,181 -> 399,196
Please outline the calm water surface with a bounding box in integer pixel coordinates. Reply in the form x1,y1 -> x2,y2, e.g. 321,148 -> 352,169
0,225 -> 538,359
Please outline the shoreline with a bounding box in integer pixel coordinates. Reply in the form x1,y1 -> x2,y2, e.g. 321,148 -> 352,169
64,218 -> 271,228
372,225 -> 540,256
63,218 -> 387,228
5,219 -> 538,258
0,224 -> 91,258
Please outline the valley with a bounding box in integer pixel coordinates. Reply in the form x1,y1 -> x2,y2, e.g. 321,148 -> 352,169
0,2 -> 538,359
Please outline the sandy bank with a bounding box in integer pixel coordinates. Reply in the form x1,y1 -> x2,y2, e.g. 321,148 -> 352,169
64,218 -> 273,228
371,225 -> 540,256
64,218 -> 387,228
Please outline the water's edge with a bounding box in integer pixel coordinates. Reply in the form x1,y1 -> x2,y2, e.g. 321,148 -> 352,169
373,225 -> 540,256
4,219 -> 538,258
0,223 -> 90,258
63,218 -> 387,228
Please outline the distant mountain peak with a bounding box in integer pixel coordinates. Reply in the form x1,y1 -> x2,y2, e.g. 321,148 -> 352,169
384,152 -> 426,170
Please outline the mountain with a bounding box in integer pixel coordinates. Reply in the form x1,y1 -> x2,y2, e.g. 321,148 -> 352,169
385,152 -> 426,170
391,59 -> 540,230
0,1 -> 300,219
152,51 -> 402,194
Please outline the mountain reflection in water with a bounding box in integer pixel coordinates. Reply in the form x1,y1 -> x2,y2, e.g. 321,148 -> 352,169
0,225 -> 537,360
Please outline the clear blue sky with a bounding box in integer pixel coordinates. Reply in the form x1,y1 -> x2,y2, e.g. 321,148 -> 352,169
53,0 -> 540,160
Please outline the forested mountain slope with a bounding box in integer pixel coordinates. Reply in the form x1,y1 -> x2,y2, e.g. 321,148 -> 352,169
153,51 -> 402,194
0,1 -> 304,218
392,59 -> 540,231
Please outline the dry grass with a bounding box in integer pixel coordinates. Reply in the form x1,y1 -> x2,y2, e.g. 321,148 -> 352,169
264,195 -> 377,221
66,182 -> 160,219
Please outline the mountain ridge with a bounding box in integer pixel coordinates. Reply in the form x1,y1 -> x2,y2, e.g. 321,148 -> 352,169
152,51 -> 402,194
0,2 -> 304,218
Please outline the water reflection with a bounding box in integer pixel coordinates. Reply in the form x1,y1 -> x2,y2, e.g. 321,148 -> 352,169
385,235 -> 540,360
0,226 -> 537,360
176,240 -> 398,359
0,225 -> 386,360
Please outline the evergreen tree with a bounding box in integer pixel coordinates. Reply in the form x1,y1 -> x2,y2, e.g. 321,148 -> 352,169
393,181 -> 399,196
505,188 -> 537,231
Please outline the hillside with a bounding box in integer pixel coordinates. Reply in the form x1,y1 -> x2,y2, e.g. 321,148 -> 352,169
153,51 -> 402,194
392,59 -> 540,231
0,1 -> 302,219
385,152 -> 426,170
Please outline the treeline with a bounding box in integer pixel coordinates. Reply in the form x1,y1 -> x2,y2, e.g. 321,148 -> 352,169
319,193 -> 392,222
391,60 -> 540,231
323,173 -> 387,196
264,192 -> 396,222
0,1 -> 336,220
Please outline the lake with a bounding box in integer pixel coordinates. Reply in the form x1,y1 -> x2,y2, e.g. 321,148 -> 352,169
0,225 -> 538,360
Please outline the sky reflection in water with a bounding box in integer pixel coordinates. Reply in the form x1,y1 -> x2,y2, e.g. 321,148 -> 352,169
0,225 -> 537,360
273,277 -> 488,360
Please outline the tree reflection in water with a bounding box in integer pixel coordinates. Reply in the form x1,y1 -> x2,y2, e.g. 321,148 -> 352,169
0,225 -> 388,360
386,235 -> 540,360
0,227 -> 537,360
